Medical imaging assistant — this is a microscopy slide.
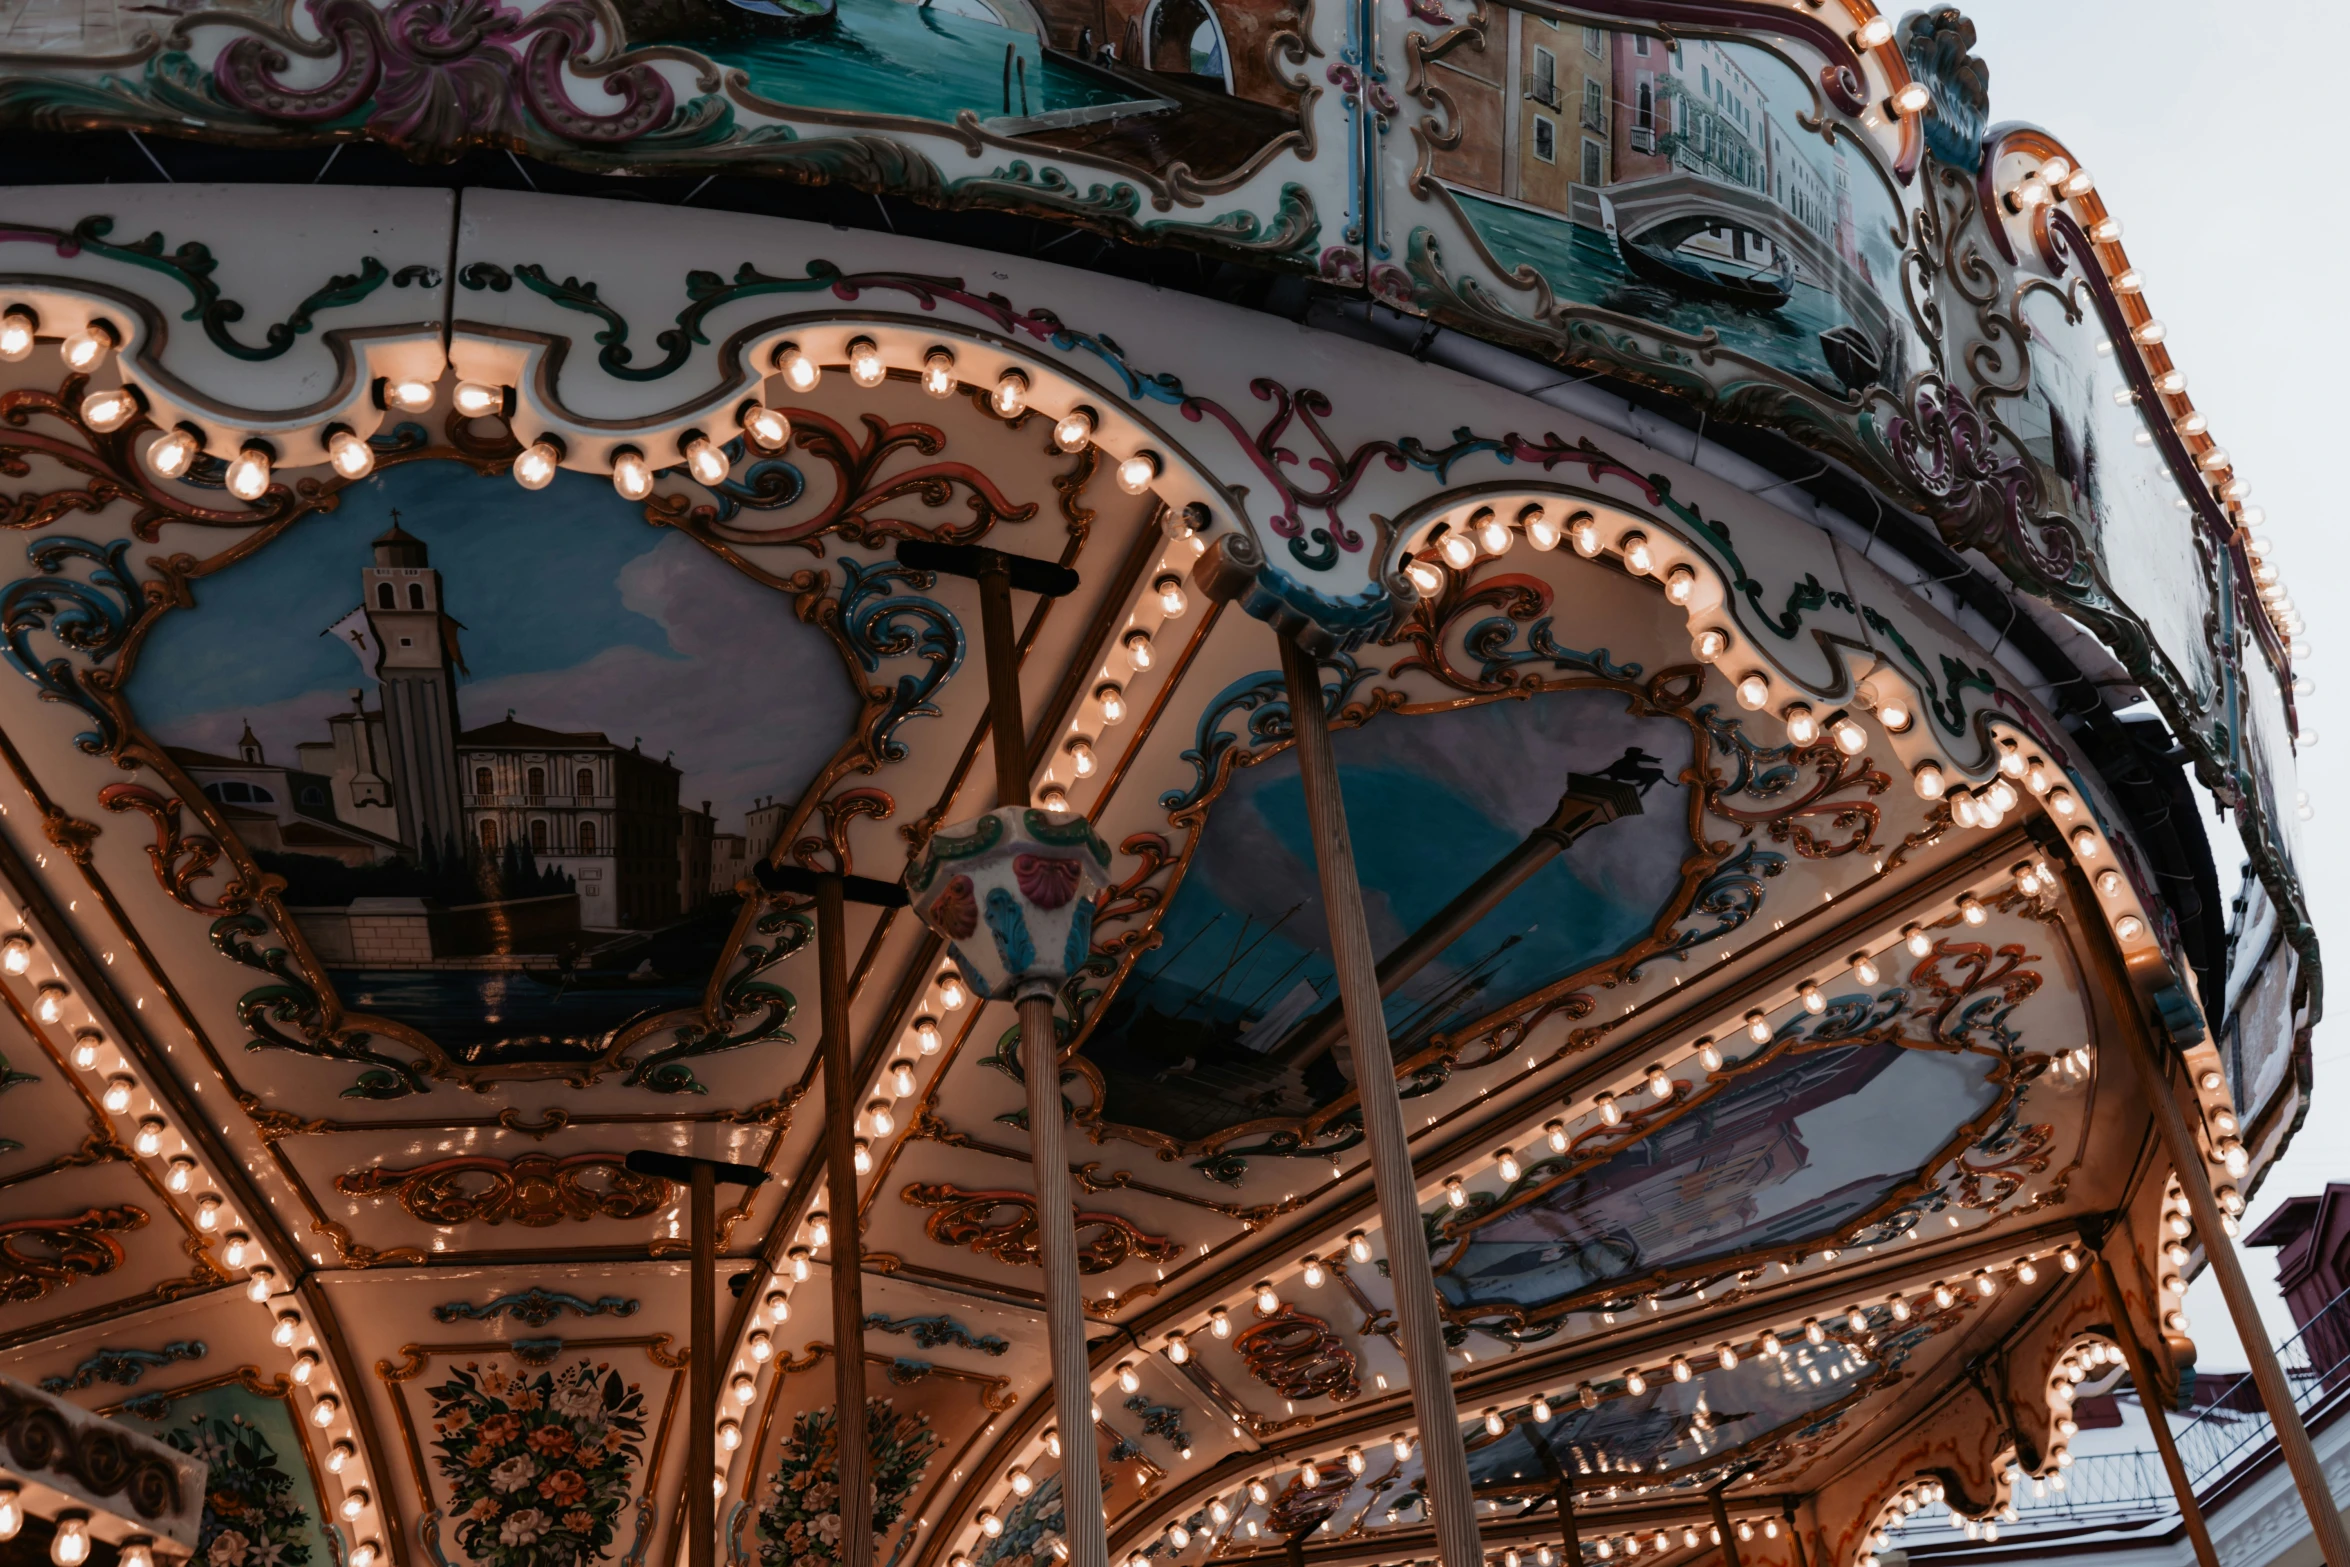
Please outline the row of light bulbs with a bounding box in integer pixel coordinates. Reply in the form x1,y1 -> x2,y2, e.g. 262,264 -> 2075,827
1043,512 -> 1207,816
2005,147 -> 2303,671
0,927 -> 384,1567
722,966 -> 978,1500
0,311 -> 1177,519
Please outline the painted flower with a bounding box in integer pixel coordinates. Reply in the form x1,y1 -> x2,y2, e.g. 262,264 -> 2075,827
464,1444 -> 497,1469
539,1470 -> 588,1507
499,1509 -> 549,1547
803,1482 -> 836,1513
550,1381 -> 602,1419
527,1427 -> 577,1457
478,1413 -> 523,1446
468,1498 -> 500,1523
248,1540 -> 287,1567
209,1531 -> 251,1567
490,1455 -> 538,1493
813,1516 -> 842,1546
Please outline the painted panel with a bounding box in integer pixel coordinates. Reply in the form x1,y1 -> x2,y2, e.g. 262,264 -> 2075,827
121,1376 -> 340,1567
120,461 -> 859,1068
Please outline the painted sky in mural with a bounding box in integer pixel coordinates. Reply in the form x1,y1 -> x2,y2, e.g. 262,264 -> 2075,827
1433,1035 -> 2000,1313
1080,691 -> 1693,1145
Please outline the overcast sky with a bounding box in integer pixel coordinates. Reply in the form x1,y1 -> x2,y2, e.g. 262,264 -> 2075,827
1950,1 -> 2349,1367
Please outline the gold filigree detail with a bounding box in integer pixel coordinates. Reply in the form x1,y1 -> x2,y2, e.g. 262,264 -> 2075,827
334,1154 -> 672,1228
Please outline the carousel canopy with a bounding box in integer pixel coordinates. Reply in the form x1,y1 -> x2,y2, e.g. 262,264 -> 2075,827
0,8 -> 2314,1567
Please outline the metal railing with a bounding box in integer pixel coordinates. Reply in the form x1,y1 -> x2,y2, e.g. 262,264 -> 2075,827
1522,72 -> 1561,109
2005,1283 -> 2350,1531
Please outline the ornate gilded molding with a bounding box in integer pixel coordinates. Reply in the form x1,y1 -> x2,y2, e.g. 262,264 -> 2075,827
0,1205 -> 146,1304
900,1182 -> 1181,1274
335,1154 -> 673,1228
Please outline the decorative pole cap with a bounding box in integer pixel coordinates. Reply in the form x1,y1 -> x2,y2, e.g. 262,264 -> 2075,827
904,807 -> 1111,1001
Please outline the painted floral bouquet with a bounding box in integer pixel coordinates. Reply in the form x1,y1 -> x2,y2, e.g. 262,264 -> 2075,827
428,1359 -> 647,1567
166,1411 -> 315,1567
756,1398 -> 938,1567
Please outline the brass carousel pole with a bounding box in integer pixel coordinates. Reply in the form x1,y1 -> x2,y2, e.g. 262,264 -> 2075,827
1707,1490 -> 1742,1567
1275,632 -> 1482,1567
898,540 -> 1107,1567
623,1150 -> 769,1567
2078,857 -> 2350,1565
2078,1219 -> 2219,1567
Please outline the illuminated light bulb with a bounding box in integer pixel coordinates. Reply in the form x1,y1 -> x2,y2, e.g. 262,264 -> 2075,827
102,1074 -> 134,1113
1530,1394 -> 1553,1423
226,443 -> 274,501
449,381 -> 502,419
1845,1305 -> 1867,1331
610,447 -> 654,501
1347,1229 -> 1371,1263
292,1351 -> 318,1384
1904,924 -> 1932,958
1165,1331 -> 1189,1364
719,1418 -> 744,1454
1096,682 -> 1127,725
1166,1525 -> 1191,1551
1403,558 -> 1446,595
730,1372 -> 756,1404
1595,1091 -> 1621,1126
749,1331 -> 774,1364
1717,1343 -> 1738,1370
1155,574 -> 1190,618
1745,1011 -> 1772,1045
903,1016 -> 941,1060
1117,451 -> 1162,495
1669,1355 -> 1692,1383
1474,511 -> 1512,557
1877,697 -> 1913,732
1301,1255 -> 1326,1288
1802,1317 -> 1826,1346
151,428 -> 204,480
52,1512 -> 90,1567
1443,1175 -> 1468,1208
1300,1462 -> 1321,1488
133,1116 -> 166,1157
1255,1280 -> 1281,1313
225,1231 -> 254,1268
1830,713 -> 1868,755
1123,629 -> 1155,670
1691,628 -> 1729,662
2061,1247 -> 2082,1273
1524,508 -> 1562,551
788,1247 -> 811,1282
1619,532 -> 1653,575
1889,1295 -> 1910,1322
847,337 -> 885,387
1250,1477 -> 1272,1505
1117,1361 -> 1141,1394
1484,1407 -> 1505,1436
978,1511 -> 1004,1540
1053,406 -> 1095,451
1545,1118 -> 1568,1151
341,1488 -> 371,1521
938,970 -> 968,1010
807,1213 -> 831,1248
1959,896 -> 1988,926
1495,1148 -> 1520,1182
80,384 -> 140,433
2133,320 -> 2167,347
2154,368 -> 2186,394
35,983 -> 67,1025
0,307 -> 33,361
1695,1037 -> 1722,1071
865,1098 -> 895,1136
742,403 -> 791,450
1209,1306 -> 1231,1338
1949,788 -> 1981,829
1851,952 -> 1881,986
1043,1428 -> 1062,1458
2090,216 -> 2123,243
1782,704 -> 1819,746
1984,778 -> 2018,814
273,1310 -> 301,1348
992,370 -> 1030,417
61,321 -> 116,372
2116,914 -> 2146,942
1646,1064 -> 1672,1099
1036,784 -> 1070,815
2017,1259 -> 2039,1284
1974,1269 -> 1997,1297
2096,869 -> 2125,898
1663,564 -> 1698,604
1437,530 -> 1479,571
1799,983 -> 1825,1015
1891,80 -> 1931,114
311,1393 -> 339,1428
906,347 -> 956,399
509,436 -> 562,491
169,1157 -> 200,1197
1735,672 -> 1771,710
684,433 -> 730,487
852,1139 -> 871,1174
1624,1368 -> 1648,1396
775,342 -> 820,393
889,1057 -> 917,1096
2071,827 -> 2102,861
